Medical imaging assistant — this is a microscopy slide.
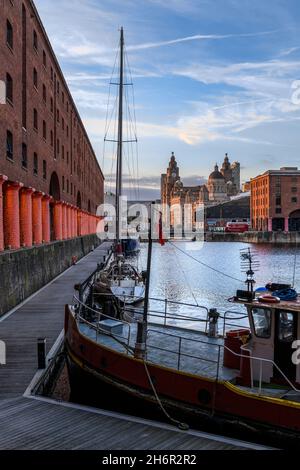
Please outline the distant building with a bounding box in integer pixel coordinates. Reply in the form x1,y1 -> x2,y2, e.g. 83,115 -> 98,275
242,181 -> 251,192
250,167 -> 300,231
231,162 -> 241,192
205,194 -> 250,230
207,164 -> 229,202
161,152 -> 240,210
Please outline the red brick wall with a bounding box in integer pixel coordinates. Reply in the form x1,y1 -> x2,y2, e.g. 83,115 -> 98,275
0,0 -> 104,214
251,172 -> 300,230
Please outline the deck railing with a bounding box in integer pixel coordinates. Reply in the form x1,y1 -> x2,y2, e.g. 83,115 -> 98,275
73,296 -> 132,352
73,294 -> 299,401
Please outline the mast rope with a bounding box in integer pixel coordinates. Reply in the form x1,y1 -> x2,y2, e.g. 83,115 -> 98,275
167,242 -> 200,307
102,42 -> 119,182
168,241 -> 244,283
142,359 -> 189,431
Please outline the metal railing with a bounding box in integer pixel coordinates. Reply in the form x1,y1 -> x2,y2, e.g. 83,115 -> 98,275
146,326 -> 300,398
146,327 -> 220,372
221,310 -> 249,337
225,344 -> 300,396
73,295 -> 300,401
73,296 -> 132,353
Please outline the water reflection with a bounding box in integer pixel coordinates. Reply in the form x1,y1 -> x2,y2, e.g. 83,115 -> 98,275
136,242 -> 300,331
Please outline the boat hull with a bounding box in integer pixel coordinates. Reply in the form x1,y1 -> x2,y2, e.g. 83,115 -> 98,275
64,306 -> 300,447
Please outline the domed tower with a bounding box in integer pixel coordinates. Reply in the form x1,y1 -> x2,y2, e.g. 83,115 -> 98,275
208,164 -> 228,202
221,153 -> 233,183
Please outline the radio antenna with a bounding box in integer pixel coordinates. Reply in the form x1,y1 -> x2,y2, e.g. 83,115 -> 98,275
240,248 -> 259,293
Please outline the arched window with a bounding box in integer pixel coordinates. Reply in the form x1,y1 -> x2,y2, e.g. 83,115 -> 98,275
6,20 -> 13,49
6,130 -> 13,160
33,68 -> 38,88
22,143 -> 28,168
33,30 -> 38,50
6,73 -> 13,103
43,84 -> 46,102
33,108 -> 38,130
33,153 -> 38,175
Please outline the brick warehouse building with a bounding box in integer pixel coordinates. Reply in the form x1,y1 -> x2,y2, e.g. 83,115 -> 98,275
251,167 -> 300,232
0,0 -> 104,250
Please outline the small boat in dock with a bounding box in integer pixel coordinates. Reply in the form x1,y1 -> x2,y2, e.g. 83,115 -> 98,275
65,244 -> 300,447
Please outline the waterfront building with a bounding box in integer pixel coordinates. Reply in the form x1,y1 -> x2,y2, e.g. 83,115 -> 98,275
242,181 -> 251,192
0,0 -> 104,250
205,193 -> 250,230
250,167 -> 300,232
207,164 -> 229,202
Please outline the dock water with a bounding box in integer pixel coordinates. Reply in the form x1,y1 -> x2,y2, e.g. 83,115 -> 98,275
0,242 -> 269,450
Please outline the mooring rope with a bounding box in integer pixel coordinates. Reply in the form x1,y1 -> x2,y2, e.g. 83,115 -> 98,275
142,359 -> 189,431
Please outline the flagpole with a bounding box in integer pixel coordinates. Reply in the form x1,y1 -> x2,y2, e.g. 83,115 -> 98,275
134,201 -> 154,358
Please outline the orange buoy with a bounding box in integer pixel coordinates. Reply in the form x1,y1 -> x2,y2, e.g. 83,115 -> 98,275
258,294 -> 280,304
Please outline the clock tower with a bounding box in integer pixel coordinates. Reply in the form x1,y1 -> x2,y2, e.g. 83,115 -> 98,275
161,152 -> 181,205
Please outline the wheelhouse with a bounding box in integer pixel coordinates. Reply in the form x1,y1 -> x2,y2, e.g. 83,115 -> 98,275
231,297 -> 300,386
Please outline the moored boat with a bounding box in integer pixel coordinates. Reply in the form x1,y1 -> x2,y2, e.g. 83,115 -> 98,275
65,249 -> 300,446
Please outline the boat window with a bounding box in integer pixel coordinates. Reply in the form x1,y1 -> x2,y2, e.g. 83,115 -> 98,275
251,307 -> 272,338
278,311 -> 294,342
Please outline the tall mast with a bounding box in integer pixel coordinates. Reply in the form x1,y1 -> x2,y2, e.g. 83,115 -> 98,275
115,27 -> 124,246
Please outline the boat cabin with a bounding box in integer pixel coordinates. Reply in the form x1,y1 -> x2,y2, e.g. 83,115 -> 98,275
231,295 -> 300,386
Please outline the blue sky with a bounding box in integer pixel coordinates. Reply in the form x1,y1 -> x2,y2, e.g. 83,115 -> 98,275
35,0 -> 300,199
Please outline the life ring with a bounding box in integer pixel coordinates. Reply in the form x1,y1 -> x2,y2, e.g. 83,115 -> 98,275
258,294 -> 280,304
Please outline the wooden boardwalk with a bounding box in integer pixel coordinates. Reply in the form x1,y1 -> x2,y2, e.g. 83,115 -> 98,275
0,242 -> 271,450
0,241 -> 112,399
0,396 -> 268,450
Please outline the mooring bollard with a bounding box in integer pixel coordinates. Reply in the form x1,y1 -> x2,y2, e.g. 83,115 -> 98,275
37,338 -> 46,369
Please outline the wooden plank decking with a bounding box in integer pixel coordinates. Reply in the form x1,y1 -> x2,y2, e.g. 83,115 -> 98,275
0,242 -> 271,450
0,242 -> 112,399
0,396 -> 267,450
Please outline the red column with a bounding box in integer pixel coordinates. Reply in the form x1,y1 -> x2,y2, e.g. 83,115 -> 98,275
42,195 -> 52,243
53,201 -> 63,241
74,208 -> 78,237
85,212 -> 88,235
0,175 -> 8,252
3,181 -> 23,250
32,191 -> 44,245
70,206 -> 75,238
67,205 -> 71,238
20,187 -> 34,247
77,210 -> 81,236
62,202 -> 67,240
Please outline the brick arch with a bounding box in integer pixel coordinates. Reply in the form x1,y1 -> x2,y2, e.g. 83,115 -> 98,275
49,172 -> 60,201
289,209 -> 300,232
289,209 -> 300,218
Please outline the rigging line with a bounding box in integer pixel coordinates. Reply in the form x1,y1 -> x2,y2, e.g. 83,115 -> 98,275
102,43 -> 119,173
168,241 -> 244,283
124,72 -> 138,201
124,48 -> 140,200
124,88 -> 135,200
168,243 -> 200,307
108,92 -> 119,194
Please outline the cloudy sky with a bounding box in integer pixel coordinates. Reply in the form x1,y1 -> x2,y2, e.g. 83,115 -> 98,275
35,0 -> 300,199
